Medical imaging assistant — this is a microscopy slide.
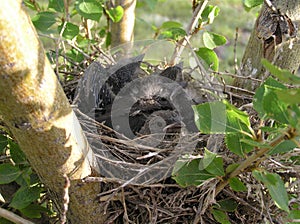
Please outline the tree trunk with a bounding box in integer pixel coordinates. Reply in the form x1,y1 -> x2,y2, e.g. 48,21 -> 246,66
110,0 -> 137,51
0,1 -> 105,223
234,0 -> 300,91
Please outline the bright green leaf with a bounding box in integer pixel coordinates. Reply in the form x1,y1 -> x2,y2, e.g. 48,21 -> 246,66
75,0 -> 103,21
161,21 -> 183,30
32,12 -> 57,32
203,31 -> 226,49
48,0 -> 65,12
58,22 -> 79,39
263,88 -> 290,124
253,170 -> 289,212
107,6 -> 124,23
159,27 -> 186,41
212,208 -> 230,224
196,47 -> 219,71
201,5 -> 220,24
172,158 -> 215,187
193,100 -> 253,134
262,59 -> 300,85
0,164 -> 21,184
66,49 -> 84,63
243,0 -> 263,9
268,140 -> 297,155
229,177 -> 247,192
10,186 -> 43,210
254,77 -> 286,118
254,77 -> 291,124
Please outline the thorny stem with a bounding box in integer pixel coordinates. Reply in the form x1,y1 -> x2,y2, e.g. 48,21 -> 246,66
170,0 -> 209,65
215,127 -> 296,196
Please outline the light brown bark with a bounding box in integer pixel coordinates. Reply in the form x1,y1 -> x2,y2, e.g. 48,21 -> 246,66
110,0 -> 137,50
234,0 -> 300,91
0,1 -> 104,223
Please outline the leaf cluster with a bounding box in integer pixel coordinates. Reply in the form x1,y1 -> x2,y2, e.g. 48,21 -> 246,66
172,61 -> 300,223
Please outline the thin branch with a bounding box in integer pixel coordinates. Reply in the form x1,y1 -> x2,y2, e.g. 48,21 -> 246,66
215,127 -> 294,195
170,0 -> 209,65
0,207 -> 34,224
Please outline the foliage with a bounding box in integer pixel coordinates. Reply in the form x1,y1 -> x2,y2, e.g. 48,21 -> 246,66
172,61 -> 300,223
1,0 -> 297,223
0,135 -> 54,222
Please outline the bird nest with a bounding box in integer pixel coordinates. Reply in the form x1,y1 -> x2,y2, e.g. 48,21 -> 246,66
68,41 -> 298,223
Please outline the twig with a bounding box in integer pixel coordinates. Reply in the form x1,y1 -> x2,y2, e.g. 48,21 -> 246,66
170,0 -> 209,65
61,174 -> 70,224
0,207 -> 34,224
234,27 -> 239,74
215,127 -> 294,195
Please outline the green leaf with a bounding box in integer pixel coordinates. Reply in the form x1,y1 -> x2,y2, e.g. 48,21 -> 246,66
58,22 -> 79,39
262,59 -> 300,85
10,186 -> 43,210
254,77 -> 285,118
196,47 -> 219,71
193,100 -> 252,134
193,100 -> 254,156
288,210 -> 300,220
20,204 -> 49,219
66,49 -> 84,63
226,163 -> 239,174
205,156 -> 225,177
48,0 -> 65,13
75,0 -> 103,21
275,88 -> 300,104
0,134 -> 7,153
229,177 -> 247,192
161,21 -> 183,30
268,140 -> 297,155
107,6 -> 124,23
253,170 -> 289,212
240,138 -> 271,149
203,31 -> 226,49
8,139 -> 26,164
243,0 -> 263,9
225,133 -> 253,156
216,198 -> 238,212
172,158 -> 215,187
212,208 -> 230,224
0,164 -> 21,184
201,5 -> 220,24
32,12 -> 57,32
159,27 -> 186,41
254,77 -> 291,124
199,148 -> 216,170
16,167 -> 32,187
23,0 -> 40,11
